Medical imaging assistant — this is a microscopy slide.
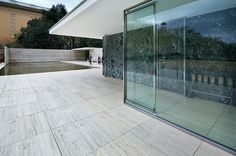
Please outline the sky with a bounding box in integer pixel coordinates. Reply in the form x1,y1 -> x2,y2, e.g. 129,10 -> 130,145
16,0 -> 81,11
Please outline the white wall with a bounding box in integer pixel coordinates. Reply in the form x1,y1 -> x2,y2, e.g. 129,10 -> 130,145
89,48 -> 102,62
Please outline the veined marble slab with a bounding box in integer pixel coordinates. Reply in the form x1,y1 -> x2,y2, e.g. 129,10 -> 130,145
0,113 -> 50,147
131,118 -> 201,156
0,102 -> 42,123
0,68 -> 233,156
0,94 -> 37,108
194,142 -> 234,156
89,132 -> 166,156
0,76 -> 8,94
0,132 -> 61,156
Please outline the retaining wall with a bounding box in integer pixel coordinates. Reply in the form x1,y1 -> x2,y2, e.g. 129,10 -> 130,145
4,46 -> 9,65
9,48 -> 86,63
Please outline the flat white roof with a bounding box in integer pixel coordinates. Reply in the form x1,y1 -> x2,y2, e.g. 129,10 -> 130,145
72,47 -> 102,51
49,0 -> 144,39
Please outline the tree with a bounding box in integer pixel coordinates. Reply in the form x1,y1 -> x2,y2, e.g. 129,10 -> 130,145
18,19 -> 50,48
42,4 -> 67,24
16,4 -> 102,49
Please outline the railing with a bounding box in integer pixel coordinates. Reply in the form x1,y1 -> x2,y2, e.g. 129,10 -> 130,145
187,70 -> 235,105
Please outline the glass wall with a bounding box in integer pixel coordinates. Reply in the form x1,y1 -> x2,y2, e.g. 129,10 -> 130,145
125,2 -> 156,111
124,0 -> 236,151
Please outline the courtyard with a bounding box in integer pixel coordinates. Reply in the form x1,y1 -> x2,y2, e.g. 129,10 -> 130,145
0,68 -> 233,156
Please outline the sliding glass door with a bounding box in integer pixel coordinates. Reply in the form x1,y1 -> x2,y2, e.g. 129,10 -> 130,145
124,1 -> 156,111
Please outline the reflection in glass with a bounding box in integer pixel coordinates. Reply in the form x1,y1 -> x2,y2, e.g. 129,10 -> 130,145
157,19 -> 184,95
184,7 -> 236,148
125,0 -> 236,151
125,5 -> 156,110
156,7 -> 236,150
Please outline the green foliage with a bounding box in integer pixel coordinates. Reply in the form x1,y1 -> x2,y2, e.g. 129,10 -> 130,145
18,19 -> 51,48
42,4 -> 67,24
15,4 -> 102,49
158,25 -> 236,61
185,26 -> 236,61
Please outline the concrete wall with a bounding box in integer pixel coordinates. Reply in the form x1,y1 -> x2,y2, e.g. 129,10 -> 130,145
9,48 -> 86,63
4,46 -> 9,64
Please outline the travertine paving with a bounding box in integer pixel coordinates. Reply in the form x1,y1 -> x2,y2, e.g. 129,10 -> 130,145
0,68 -> 234,156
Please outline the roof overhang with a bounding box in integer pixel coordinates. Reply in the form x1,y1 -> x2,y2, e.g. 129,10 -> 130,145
49,0 -> 145,39
72,47 -> 102,51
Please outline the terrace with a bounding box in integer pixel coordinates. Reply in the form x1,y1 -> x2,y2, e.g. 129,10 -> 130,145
0,68 -> 233,156
0,0 -> 235,155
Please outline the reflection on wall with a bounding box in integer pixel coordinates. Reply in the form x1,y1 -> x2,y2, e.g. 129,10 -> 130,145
126,26 -> 154,86
157,7 -> 236,105
158,19 -> 184,94
185,7 -> 236,105
105,7 -> 236,106
124,7 -> 236,105
124,3 -> 236,151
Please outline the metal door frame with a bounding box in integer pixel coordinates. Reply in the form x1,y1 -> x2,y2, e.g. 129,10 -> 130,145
123,0 -> 157,112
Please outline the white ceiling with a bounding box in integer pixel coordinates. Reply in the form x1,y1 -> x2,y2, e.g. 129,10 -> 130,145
49,0 -> 145,39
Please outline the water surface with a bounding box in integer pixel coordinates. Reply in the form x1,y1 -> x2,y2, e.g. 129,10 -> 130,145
0,62 -> 93,76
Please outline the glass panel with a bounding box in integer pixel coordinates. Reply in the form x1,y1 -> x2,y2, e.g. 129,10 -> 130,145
185,7 -> 236,149
155,0 -> 236,150
125,0 -> 236,150
125,5 -> 155,110
156,18 -> 185,113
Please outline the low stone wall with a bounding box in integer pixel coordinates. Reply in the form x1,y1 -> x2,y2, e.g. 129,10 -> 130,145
103,33 -> 123,79
9,48 -> 86,63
